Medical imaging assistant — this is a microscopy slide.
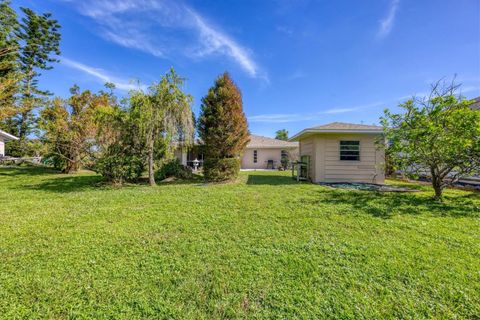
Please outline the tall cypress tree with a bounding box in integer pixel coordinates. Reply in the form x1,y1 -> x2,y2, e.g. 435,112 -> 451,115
198,72 -> 250,181
14,7 -> 61,154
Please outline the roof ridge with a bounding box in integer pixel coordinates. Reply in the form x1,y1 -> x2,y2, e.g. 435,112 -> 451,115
311,122 -> 382,129
247,134 -> 299,148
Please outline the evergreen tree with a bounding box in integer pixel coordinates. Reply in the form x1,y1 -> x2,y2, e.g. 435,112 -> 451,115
198,72 -> 249,181
0,0 -> 20,121
13,7 -> 61,155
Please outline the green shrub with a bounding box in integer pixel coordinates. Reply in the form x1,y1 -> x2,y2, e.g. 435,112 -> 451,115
41,153 -> 67,171
203,158 -> 240,182
155,159 -> 193,181
95,145 -> 145,184
281,157 -> 289,170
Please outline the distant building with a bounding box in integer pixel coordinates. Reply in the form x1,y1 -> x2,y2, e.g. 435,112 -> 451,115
470,97 -> 480,110
241,135 -> 298,170
175,134 -> 299,170
0,129 -> 19,157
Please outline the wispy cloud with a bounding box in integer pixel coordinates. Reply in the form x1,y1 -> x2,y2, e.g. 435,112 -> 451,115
377,0 -> 400,38
103,30 -> 164,58
323,107 -> 363,114
188,10 -> 258,78
249,102 -> 384,123
65,0 -> 262,78
286,70 -> 307,81
276,25 -> 293,36
61,57 -> 145,91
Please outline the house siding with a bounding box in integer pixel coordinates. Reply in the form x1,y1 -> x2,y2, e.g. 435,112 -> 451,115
174,148 -> 187,166
299,137 -> 316,181
301,133 -> 384,183
241,147 -> 297,169
0,139 -> 4,157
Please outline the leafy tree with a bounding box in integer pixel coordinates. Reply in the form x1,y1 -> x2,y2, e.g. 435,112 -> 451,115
95,103 -> 146,185
198,72 -> 250,181
381,81 -> 480,201
0,0 -> 20,122
39,86 -> 110,173
96,70 -> 194,185
11,7 -> 61,155
275,129 -> 288,141
130,68 -> 194,186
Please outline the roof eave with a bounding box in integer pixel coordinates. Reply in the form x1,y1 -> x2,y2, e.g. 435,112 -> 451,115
246,145 -> 298,149
0,130 -> 19,141
289,129 -> 383,141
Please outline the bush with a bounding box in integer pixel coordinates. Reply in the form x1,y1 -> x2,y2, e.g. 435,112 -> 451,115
281,157 -> 289,170
41,153 -> 67,171
203,158 -> 240,182
95,144 -> 145,184
155,159 -> 193,181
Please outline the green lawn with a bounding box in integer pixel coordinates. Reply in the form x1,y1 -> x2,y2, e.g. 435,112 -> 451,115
1,166 -> 479,319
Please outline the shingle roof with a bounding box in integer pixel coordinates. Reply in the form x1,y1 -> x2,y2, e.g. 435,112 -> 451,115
247,134 -> 299,148
289,122 -> 383,141
471,97 -> 480,110
309,122 -> 383,130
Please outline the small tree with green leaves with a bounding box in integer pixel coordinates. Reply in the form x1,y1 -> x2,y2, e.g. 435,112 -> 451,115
95,100 -> 147,185
96,71 -> 194,185
198,72 -> 250,181
39,86 -> 111,173
275,129 -> 288,141
381,81 -> 480,201
130,68 -> 194,186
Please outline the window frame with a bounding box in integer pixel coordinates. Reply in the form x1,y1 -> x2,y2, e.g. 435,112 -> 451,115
339,140 -> 360,161
253,150 -> 258,163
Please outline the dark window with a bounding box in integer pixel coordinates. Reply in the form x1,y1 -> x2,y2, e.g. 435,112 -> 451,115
253,150 -> 258,163
340,141 -> 360,161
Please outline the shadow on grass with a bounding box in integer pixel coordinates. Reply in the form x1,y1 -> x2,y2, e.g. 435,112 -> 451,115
22,174 -> 105,193
246,174 -> 299,185
0,165 -> 59,176
304,188 -> 479,218
156,173 -> 206,186
31,173 -> 208,192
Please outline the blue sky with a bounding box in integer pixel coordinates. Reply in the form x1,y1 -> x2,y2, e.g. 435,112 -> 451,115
13,0 -> 480,137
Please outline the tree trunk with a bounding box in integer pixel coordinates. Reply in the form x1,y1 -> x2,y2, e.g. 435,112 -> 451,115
64,152 -> 81,174
64,160 -> 79,174
148,137 -> 156,186
431,168 -> 443,201
18,71 -> 33,155
18,111 -> 28,139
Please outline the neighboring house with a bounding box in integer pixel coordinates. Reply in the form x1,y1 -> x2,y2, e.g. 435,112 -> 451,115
173,139 -> 204,167
0,129 -> 19,157
174,134 -> 299,170
471,97 -> 480,110
289,122 -> 385,183
241,135 -> 298,169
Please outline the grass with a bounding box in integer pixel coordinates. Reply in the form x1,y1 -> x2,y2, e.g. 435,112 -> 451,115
0,166 -> 479,319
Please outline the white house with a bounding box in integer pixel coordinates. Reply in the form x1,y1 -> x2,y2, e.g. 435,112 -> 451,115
174,134 -> 299,170
241,135 -> 298,169
0,129 -> 19,157
289,122 -> 385,183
